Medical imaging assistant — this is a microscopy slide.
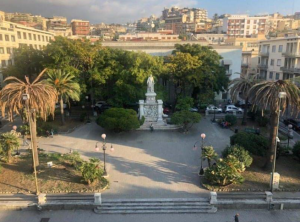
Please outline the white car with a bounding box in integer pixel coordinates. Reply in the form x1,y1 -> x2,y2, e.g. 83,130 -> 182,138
95,101 -> 106,109
206,105 -> 222,114
224,105 -> 243,114
189,107 -> 199,112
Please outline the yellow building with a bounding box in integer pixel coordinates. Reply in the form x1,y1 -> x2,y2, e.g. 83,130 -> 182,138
0,13 -> 54,85
225,35 -> 266,76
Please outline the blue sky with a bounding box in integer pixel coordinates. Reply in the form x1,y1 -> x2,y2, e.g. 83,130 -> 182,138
0,0 -> 299,23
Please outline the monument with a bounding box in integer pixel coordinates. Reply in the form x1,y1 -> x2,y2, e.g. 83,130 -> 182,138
139,75 -> 164,124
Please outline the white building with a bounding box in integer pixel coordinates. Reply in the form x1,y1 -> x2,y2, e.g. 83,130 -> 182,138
258,37 -> 300,81
223,15 -> 269,38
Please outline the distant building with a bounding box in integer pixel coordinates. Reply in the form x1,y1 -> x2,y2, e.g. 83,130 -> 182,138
223,15 -> 269,38
295,12 -> 300,20
71,19 -> 90,36
47,16 -> 72,37
195,33 -> 227,44
118,32 -> 180,41
0,16 -> 54,85
5,12 -> 47,30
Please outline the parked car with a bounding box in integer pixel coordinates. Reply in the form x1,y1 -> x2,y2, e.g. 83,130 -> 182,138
224,105 -> 243,114
283,118 -> 300,131
95,101 -> 107,110
98,104 -> 112,113
235,100 -> 252,109
189,107 -> 199,112
163,107 -> 170,114
206,105 -> 222,114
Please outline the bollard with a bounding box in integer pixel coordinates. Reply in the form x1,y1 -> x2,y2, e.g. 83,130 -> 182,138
94,193 -> 102,205
210,192 -> 217,204
38,193 -> 46,205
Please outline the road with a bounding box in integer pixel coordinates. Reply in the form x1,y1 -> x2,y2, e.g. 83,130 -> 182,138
0,209 -> 299,222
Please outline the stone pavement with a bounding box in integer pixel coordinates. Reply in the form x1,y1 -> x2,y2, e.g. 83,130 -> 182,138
0,209 -> 299,222
29,117 -> 233,199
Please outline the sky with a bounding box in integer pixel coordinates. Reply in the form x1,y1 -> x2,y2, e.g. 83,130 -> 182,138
0,0 -> 299,24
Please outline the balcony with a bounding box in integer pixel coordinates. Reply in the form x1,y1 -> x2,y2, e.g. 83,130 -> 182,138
226,70 -> 232,76
241,63 -> 249,67
259,51 -> 269,57
258,64 -> 268,70
280,67 -> 300,74
282,52 -> 300,58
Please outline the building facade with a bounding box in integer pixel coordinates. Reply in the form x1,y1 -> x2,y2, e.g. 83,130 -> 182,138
258,37 -> 300,81
0,16 -> 54,85
118,33 -> 179,41
71,19 -> 90,36
223,15 -> 269,38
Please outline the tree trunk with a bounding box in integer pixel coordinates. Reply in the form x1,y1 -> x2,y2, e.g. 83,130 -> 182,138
7,148 -> 12,163
242,97 -> 249,125
264,110 -> 279,170
30,113 -> 39,167
208,159 -> 211,168
60,96 -> 65,125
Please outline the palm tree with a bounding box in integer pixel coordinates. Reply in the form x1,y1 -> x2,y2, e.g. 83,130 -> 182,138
0,69 -> 57,166
0,132 -> 20,163
248,80 -> 300,170
229,73 -> 258,125
202,146 -> 218,167
46,69 -> 80,125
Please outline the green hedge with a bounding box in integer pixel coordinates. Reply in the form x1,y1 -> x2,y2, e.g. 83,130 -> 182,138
230,132 -> 268,156
225,114 -> 237,126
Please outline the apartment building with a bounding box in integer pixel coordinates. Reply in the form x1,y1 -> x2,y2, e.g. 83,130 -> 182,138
118,33 -> 179,41
225,35 -> 266,76
258,37 -> 300,81
223,15 -> 269,38
0,16 -> 54,85
5,12 -> 47,30
47,16 -> 72,37
71,19 -> 90,36
196,34 -> 227,44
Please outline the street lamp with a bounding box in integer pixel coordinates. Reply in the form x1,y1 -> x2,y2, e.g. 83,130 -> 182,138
271,92 -> 286,192
12,125 -> 20,155
22,93 -> 39,195
85,96 -> 90,123
95,133 -> 114,177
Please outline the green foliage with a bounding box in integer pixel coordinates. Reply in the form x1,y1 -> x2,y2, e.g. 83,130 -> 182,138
230,132 -> 268,156
225,114 -> 237,126
222,145 -> 253,172
79,158 -> 103,185
176,96 -> 194,111
139,116 -> 145,126
37,121 -> 58,136
293,141 -> 300,159
171,110 -> 201,132
19,124 -> 30,135
62,151 -> 83,170
0,132 -> 20,163
80,112 -> 87,122
256,115 -> 269,127
97,108 -> 140,132
196,90 -> 215,108
202,146 -> 218,167
204,155 -> 245,186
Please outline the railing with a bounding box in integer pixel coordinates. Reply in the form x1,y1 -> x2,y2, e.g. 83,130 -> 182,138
258,64 -> 268,69
259,51 -> 269,56
280,67 -> 300,73
226,70 -> 232,76
282,52 -> 300,57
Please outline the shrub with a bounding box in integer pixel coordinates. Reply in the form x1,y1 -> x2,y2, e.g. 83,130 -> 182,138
62,151 -> 83,170
171,110 -> 201,132
256,115 -> 269,127
230,132 -> 268,156
139,116 -> 145,126
222,145 -> 253,172
19,124 -> 30,135
225,114 -> 237,126
176,96 -> 194,111
202,146 -> 218,167
97,108 -> 140,132
79,158 -> 103,185
204,155 -> 244,186
293,141 -> 300,159
80,112 -> 87,122
0,132 -> 20,163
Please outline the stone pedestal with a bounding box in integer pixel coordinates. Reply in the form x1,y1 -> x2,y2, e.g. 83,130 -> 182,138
157,100 -> 163,123
139,100 -> 144,120
145,92 -> 157,104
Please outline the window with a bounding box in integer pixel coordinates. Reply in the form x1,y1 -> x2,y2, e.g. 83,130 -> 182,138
276,73 -> 280,80
1,60 -> 6,67
7,60 -> 12,66
34,44 -> 37,49
269,72 -> 273,79
11,35 -> 15,42
0,34 -> 2,41
270,59 -> 274,66
258,57 -> 261,64
7,48 -> 11,54
23,32 -> 27,39
33,34 -> 36,40
4,35 -> 9,41
277,59 -> 281,66
272,45 -> 276,52
10,24 -> 14,28
279,45 -> 283,52
17,31 -> 21,39
42,36 -> 45,41
0,47 -> 4,54
38,35 -> 40,41
46,36 -> 48,42
28,33 -> 32,40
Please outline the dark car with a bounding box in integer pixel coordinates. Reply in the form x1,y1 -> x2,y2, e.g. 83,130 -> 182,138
283,118 -> 300,131
98,104 -> 112,113
235,101 -> 252,109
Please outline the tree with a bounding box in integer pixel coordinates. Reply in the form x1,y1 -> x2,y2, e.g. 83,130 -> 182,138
97,108 -> 140,132
248,80 -> 300,169
202,146 -> 218,167
171,110 -> 201,132
0,132 -> 20,163
0,69 -> 57,166
230,73 -> 258,125
46,69 -> 81,125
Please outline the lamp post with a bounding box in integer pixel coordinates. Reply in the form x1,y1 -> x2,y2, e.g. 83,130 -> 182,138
271,92 -> 286,192
22,93 -> 39,195
86,96 -> 90,123
95,134 -> 114,177
287,124 -> 293,148
12,126 -> 20,155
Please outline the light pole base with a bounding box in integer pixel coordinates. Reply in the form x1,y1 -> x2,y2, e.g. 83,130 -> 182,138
103,172 -> 109,178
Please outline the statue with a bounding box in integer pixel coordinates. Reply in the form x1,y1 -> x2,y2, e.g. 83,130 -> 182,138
147,75 -> 155,93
